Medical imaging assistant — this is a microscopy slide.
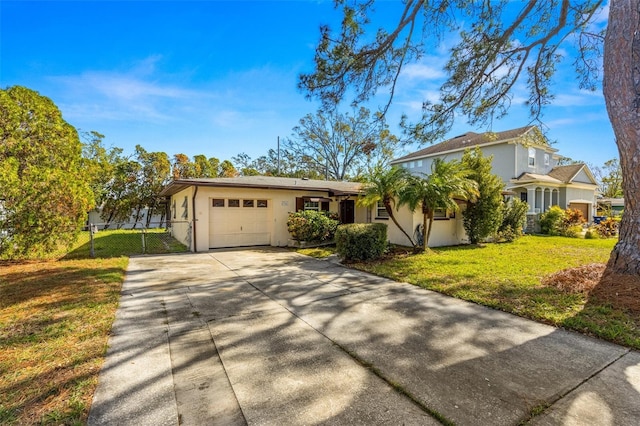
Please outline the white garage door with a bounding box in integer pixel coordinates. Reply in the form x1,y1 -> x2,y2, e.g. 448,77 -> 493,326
209,198 -> 272,248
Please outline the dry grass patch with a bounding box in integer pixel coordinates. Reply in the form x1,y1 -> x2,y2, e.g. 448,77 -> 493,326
0,257 -> 127,425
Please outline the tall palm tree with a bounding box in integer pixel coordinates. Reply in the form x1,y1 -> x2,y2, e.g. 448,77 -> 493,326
357,165 -> 416,247
399,158 -> 478,252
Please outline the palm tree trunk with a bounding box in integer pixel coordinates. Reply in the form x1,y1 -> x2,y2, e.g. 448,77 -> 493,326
384,201 -> 415,247
424,209 -> 434,251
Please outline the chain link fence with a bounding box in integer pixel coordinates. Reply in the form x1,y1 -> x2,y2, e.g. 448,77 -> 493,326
70,221 -> 190,258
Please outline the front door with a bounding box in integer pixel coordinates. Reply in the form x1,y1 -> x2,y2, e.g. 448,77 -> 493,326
340,200 -> 355,224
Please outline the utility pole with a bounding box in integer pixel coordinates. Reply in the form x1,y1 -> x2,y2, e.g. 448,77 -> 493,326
277,136 -> 280,175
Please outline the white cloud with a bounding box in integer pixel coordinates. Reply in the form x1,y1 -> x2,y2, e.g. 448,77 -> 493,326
401,63 -> 445,80
552,89 -> 602,107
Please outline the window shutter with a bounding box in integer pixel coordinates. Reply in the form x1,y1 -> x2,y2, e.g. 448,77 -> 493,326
321,201 -> 330,212
296,197 -> 304,212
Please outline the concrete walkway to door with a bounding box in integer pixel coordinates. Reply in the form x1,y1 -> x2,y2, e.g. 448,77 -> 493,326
88,248 -> 640,425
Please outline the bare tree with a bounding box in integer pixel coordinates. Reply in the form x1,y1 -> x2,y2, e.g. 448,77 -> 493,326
284,106 -> 400,181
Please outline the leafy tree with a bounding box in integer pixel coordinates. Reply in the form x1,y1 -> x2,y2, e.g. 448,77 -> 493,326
498,198 -> 528,242
81,130 -> 124,210
233,149 -> 326,179
299,1 -> 640,288
399,159 -> 478,251
133,145 -> 171,227
0,86 -> 93,258
284,106 -> 400,180
172,153 -> 229,179
100,158 -> 142,228
461,148 -> 505,244
172,153 -> 198,179
219,160 -> 238,177
193,154 -> 220,178
594,158 -> 623,198
358,166 -> 415,247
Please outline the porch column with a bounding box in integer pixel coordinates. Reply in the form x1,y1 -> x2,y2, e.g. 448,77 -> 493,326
527,188 -> 536,212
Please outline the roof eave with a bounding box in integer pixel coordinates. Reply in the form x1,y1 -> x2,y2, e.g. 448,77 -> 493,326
159,179 -> 362,197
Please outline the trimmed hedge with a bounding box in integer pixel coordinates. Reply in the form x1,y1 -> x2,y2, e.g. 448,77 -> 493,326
335,223 -> 387,261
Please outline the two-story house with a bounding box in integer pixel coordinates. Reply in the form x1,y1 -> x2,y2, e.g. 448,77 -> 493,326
387,125 -> 598,240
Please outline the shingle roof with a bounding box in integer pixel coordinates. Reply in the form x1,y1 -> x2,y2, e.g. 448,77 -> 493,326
547,164 -> 585,183
513,173 -> 563,184
159,176 -> 363,197
392,125 -> 537,163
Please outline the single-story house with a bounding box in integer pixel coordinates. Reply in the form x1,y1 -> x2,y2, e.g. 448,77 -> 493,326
597,197 -> 624,216
159,176 -> 367,252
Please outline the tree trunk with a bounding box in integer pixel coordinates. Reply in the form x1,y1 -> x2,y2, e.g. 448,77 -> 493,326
603,0 -> 640,276
423,207 -> 433,251
384,200 -> 416,247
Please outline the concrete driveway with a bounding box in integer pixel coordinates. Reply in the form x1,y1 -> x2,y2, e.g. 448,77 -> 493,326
88,248 -> 639,425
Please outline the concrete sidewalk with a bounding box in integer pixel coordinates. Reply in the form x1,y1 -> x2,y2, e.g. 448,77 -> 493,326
88,248 -> 640,425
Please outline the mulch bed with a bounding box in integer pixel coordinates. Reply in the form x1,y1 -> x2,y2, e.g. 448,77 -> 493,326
543,263 -> 640,314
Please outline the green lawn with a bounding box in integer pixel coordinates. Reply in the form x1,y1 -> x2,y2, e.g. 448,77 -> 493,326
346,236 -> 639,349
65,228 -> 188,259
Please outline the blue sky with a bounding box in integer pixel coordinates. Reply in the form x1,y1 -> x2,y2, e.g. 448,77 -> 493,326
1,1 -> 618,169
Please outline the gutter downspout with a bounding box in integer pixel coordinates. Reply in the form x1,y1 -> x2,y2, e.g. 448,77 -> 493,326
192,185 -> 199,252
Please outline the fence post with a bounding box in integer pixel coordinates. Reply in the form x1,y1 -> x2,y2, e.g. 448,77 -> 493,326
141,227 -> 146,254
89,223 -> 95,258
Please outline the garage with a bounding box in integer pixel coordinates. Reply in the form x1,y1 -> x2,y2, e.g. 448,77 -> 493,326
568,202 -> 590,221
209,198 -> 272,248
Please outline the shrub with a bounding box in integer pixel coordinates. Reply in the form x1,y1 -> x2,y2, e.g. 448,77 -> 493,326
539,206 -> 585,237
539,206 -> 565,235
584,228 -> 598,239
497,198 -> 528,241
563,208 -> 586,227
287,210 -> 339,242
335,223 -> 387,261
563,224 -> 583,238
595,217 -> 619,238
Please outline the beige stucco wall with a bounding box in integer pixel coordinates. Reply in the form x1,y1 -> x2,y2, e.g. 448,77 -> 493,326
372,205 -> 468,248
172,186 -> 367,252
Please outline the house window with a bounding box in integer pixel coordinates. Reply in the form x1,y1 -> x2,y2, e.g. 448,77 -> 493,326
416,160 -> 423,167
521,192 -> 528,202
544,153 -> 550,166
376,201 -> 389,219
433,208 -> 448,220
212,199 -> 225,207
528,148 -> 536,167
228,199 -> 240,207
295,197 -> 329,212
243,199 -> 254,208
304,200 -> 319,211
257,200 -> 268,208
